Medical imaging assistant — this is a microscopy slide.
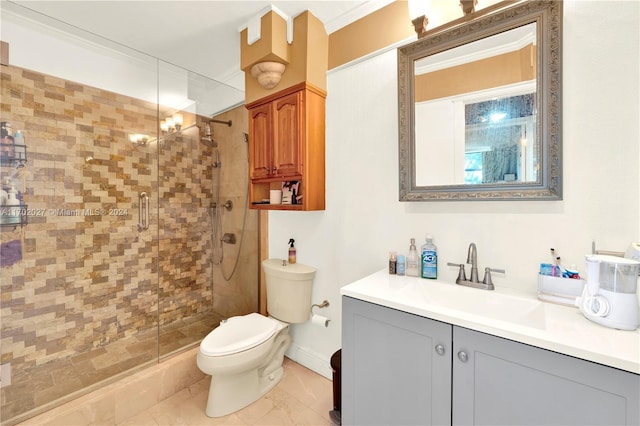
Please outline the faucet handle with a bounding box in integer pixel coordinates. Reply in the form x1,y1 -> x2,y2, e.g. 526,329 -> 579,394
482,267 -> 505,287
447,262 -> 467,284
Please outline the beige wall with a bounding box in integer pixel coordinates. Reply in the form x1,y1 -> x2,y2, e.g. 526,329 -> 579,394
415,45 -> 536,101
329,1 -> 413,70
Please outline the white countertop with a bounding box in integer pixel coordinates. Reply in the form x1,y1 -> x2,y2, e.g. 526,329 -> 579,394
341,269 -> 640,374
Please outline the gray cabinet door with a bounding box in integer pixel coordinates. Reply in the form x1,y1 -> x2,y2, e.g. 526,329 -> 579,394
453,326 -> 640,426
342,296 -> 452,426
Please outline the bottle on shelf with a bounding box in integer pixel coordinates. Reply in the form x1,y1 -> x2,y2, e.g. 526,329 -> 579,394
5,184 -> 21,225
421,234 -> 438,279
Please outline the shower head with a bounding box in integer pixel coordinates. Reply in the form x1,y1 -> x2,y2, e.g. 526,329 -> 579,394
201,136 -> 218,147
200,123 -> 217,147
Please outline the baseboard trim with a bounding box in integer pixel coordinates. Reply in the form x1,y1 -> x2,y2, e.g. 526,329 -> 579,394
285,342 -> 333,380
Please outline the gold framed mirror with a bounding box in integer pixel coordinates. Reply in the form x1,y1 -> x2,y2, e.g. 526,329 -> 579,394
398,0 -> 562,201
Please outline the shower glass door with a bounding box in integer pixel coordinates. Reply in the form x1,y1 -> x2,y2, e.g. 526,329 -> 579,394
156,62 -> 248,358
0,4 -> 161,423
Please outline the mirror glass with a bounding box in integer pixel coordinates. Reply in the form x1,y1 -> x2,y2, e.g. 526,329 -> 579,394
399,1 -> 562,200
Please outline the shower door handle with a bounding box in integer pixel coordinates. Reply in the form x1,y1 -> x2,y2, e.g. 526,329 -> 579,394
139,192 -> 149,231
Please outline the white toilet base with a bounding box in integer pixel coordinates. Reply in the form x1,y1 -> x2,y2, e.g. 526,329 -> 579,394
204,364 -> 284,417
200,325 -> 291,418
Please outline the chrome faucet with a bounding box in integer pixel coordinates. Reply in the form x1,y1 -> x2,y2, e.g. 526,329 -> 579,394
467,242 -> 479,283
447,242 -> 505,290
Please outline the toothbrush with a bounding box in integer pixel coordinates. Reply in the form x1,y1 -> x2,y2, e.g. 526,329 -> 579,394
550,248 -> 563,276
550,248 -> 558,268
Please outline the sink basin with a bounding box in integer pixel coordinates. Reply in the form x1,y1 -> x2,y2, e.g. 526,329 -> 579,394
414,282 -> 548,329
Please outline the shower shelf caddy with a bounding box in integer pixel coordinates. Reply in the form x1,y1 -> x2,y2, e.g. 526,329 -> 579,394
1,140 -> 29,227
246,82 -> 325,211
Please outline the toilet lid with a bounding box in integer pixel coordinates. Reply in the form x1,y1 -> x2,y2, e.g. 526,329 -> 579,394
200,313 -> 281,356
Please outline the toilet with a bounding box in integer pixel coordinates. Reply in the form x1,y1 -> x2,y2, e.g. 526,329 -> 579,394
197,259 -> 316,417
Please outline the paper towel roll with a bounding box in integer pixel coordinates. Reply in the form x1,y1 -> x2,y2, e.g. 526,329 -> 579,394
311,314 -> 330,327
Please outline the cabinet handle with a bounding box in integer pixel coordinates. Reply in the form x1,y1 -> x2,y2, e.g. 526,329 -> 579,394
264,167 -> 270,175
435,344 -> 446,356
457,351 -> 468,363
272,166 -> 278,174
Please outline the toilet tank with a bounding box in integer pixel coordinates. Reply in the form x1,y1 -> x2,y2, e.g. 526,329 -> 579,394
262,259 -> 316,323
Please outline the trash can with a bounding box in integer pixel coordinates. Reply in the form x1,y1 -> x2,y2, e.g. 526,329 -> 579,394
329,349 -> 341,425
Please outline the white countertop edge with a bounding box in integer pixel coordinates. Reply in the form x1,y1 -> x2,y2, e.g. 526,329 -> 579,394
341,270 -> 640,375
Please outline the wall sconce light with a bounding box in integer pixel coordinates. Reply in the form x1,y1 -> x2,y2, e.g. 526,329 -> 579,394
460,0 -> 478,16
160,113 -> 184,134
408,0 -> 429,39
129,133 -> 149,144
173,113 -> 183,132
250,61 -> 286,89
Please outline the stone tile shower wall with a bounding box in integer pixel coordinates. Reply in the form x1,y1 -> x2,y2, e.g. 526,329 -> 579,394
0,65 -> 218,422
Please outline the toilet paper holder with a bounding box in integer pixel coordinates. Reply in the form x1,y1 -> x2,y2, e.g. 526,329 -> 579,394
311,300 -> 330,327
311,300 -> 330,313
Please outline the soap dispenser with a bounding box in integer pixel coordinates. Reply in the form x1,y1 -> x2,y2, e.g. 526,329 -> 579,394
288,238 -> 296,264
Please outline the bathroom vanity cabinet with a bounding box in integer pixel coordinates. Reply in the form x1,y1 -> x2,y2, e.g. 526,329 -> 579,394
246,82 -> 325,211
342,296 -> 640,426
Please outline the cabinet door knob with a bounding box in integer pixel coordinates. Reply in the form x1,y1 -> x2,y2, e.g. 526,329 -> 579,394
457,351 -> 469,363
264,167 -> 270,175
435,344 -> 446,356
272,166 -> 278,174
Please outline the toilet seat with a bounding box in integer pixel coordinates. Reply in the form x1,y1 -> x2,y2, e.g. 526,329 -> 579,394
200,313 -> 280,356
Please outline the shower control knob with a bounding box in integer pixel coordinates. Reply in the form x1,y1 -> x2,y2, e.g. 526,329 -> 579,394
457,351 -> 469,363
435,344 -> 445,356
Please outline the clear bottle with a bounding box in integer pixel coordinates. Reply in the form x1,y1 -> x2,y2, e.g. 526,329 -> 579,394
406,238 -> 420,277
421,234 -> 438,279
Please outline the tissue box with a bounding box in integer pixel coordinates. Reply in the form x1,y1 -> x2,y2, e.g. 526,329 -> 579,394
537,274 -> 584,307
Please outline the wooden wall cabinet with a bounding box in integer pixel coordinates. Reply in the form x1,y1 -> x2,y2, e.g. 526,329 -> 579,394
246,82 -> 325,211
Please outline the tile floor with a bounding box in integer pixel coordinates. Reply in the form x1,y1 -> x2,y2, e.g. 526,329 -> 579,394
118,358 -> 335,426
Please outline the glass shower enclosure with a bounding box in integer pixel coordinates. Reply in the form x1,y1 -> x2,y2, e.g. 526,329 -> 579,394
0,3 -> 254,424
